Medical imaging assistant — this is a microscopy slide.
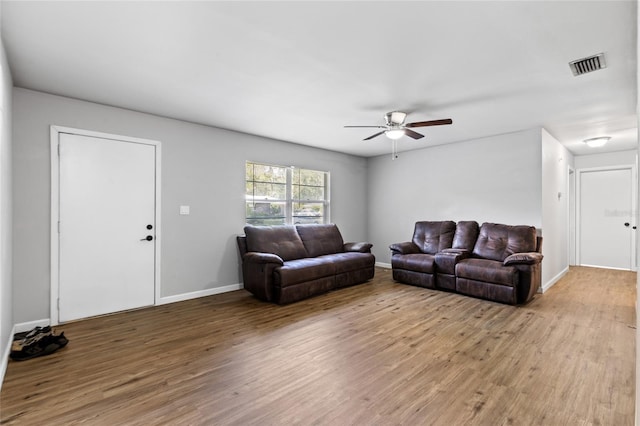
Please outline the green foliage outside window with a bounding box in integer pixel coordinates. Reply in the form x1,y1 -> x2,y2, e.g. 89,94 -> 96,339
246,162 -> 329,225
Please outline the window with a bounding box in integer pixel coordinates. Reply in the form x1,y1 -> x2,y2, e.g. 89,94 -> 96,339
245,161 -> 329,226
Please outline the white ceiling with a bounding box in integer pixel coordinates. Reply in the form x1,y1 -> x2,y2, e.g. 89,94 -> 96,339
1,1 -> 637,157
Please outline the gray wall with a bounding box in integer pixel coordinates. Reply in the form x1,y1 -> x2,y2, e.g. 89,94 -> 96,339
12,88 -> 368,324
9,87 -> 594,324
0,33 -> 13,380
366,128 -> 543,265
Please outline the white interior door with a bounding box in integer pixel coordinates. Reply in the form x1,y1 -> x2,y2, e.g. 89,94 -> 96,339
578,167 -> 635,270
58,132 -> 156,322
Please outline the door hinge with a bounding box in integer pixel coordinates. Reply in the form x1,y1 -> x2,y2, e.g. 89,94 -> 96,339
57,298 -> 60,310
58,221 -> 60,234
57,144 -> 60,157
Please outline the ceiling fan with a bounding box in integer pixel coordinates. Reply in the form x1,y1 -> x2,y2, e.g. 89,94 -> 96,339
344,111 -> 452,141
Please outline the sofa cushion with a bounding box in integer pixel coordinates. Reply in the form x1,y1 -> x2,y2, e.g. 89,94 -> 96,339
456,258 -> 518,287
412,221 -> 456,254
319,252 -> 376,274
472,223 -> 537,262
452,221 -> 479,250
392,254 -> 435,274
244,225 -> 308,261
275,258 -> 337,287
296,224 -> 344,257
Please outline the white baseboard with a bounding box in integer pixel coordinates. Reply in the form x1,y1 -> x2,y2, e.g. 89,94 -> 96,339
15,319 -> 51,333
2,319 -> 52,390
540,266 -> 569,293
158,283 -> 243,305
376,262 -> 392,269
0,324 -> 15,392
579,263 -> 632,272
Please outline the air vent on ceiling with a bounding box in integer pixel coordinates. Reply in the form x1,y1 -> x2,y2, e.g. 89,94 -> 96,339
569,53 -> 606,76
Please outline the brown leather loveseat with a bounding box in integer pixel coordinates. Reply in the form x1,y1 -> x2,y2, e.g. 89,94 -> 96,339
390,221 -> 543,305
237,224 -> 375,304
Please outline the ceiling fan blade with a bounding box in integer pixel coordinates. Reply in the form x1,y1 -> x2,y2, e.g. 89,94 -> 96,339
405,118 -> 453,128
344,125 -> 386,128
404,129 -> 425,139
363,131 -> 386,141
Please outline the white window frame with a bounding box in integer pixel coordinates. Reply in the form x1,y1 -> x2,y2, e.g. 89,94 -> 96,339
245,161 -> 330,225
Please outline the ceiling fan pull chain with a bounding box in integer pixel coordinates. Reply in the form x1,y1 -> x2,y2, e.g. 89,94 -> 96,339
391,139 -> 398,160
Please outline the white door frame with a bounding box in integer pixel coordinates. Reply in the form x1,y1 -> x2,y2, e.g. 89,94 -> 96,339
568,165 -> 575,266
575,164 -> 637,271
50,125 -> 162,325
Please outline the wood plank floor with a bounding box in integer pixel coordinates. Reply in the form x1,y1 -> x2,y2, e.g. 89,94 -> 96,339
0,266 -> 635,425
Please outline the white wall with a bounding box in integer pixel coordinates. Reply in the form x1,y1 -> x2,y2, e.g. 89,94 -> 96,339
0,27 -> 14,387
574,149 -> 637,169
12,88 -> 368,324
366,128 -> 543,265
541,129 -> 574,291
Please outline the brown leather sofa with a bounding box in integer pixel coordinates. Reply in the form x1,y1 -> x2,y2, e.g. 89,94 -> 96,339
390,221 -> 543,305
237,224 -> 375,304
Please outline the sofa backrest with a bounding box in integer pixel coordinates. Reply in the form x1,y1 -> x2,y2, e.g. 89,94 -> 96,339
473,222 -> 538,261
296,224 -> 344,257
237,235 -> 248,257
244,225 -> 308,261
452,221 -> 479,250
412,221 -> 456,254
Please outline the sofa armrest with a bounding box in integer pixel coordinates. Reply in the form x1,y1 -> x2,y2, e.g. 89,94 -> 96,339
344,242 -> 373,253
503,252 -> 543,266
243,252 -> 284,265
241,252 -> 283,303
389,242 -> 421,255
435,250 -> 470,274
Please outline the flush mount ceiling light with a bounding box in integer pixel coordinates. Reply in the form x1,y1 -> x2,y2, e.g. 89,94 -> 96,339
583,136 -> 611,148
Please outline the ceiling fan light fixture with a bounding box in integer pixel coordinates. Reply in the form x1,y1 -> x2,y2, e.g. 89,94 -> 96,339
386,129 -> 405,140
583,136 -> 610,147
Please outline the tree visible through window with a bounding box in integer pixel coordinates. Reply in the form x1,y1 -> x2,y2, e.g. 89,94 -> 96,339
246,161 -> 329,226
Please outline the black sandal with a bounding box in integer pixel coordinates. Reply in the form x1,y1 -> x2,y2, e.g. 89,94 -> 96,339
10,332 -> 69,361
13,325 -> 51,341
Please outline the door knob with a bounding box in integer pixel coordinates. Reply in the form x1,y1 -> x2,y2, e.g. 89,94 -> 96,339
140,235 -> 153,241
147,224 -> 153,230
624,222 -> 630,227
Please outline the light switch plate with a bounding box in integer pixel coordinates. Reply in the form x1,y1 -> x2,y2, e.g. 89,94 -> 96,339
180,205 -> 190,215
